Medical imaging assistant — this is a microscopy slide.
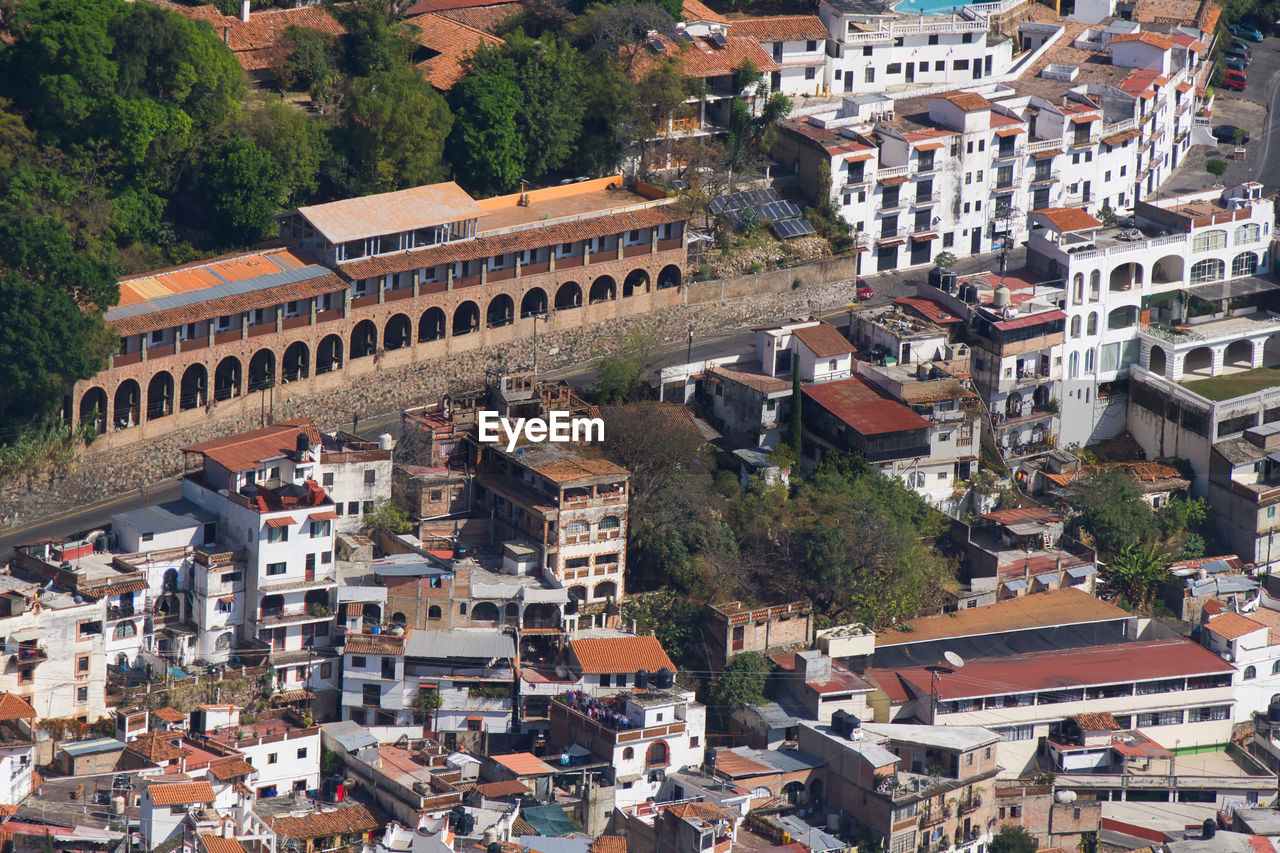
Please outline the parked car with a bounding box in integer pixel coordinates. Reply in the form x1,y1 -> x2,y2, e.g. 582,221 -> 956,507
1213,125 -> 1251,144
856,278 -> 874,300
1230,38 -> 1253,57
1224,69 -> 1248,90
1230,23 -> 1264,41
1225,56 -> 1248,71
1224,44 -> 1251,61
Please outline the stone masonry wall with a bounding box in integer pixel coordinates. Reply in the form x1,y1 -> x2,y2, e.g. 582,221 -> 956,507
0,254 -> 863,529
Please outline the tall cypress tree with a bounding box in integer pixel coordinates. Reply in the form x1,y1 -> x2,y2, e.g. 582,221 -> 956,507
789,369 -> 803,458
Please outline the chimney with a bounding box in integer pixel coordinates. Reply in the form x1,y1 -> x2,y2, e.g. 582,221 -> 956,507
240,0 -> 250,22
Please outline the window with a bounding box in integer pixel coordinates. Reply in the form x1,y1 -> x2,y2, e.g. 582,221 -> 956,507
141,532 -> 154,543
623,747 -> 634,760
1236,223 -> 1261,244
805,66 -> 816,80
352,656 -> 367,668
217,599 -> 233,613
221,572 -> 241,585
364,469 -> 377,485
1137,710 -> 1184,726
77,655 -> 90,673
113,622 -> 137,639
601,674 -> 612,687
962,32 -> 973,42
954,59 -> 969,70
1193,230 -> 1227,252
267,525 -> 289,544
362,501 -> 374,514
928,34 -> 938,44
268,753 -> 278,764
77,687 -> 89,703
1244,665 -> 1258,680
267,562 -> 287,576
428,605 -> 442,620
943,233 -> 954,248
18,667 -> 31,685
322,551 -> 333,564
862,45 -> 872,56
298,747 -> 308,759
310,520 -> 330,538
1087,312 -> 1098,335
1233,252 -> 1258,277
935,60 -> 944,71
321,662 -> 332,679
322,473 -> 334,487
1190,258 -> 1225,284
1071,316 -> 1081,338
865,68 -> 874,83
886,62 -> 902,74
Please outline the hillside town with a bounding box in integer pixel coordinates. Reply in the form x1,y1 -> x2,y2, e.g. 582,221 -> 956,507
6,0 -> 1280,847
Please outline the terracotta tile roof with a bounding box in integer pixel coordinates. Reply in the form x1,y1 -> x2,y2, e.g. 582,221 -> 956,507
107,247 -> 343,337
981,506 -> 1060,525
207,755 -> 256,781
801,377 -> 929,436
1102,128 -> 1141,146
405,0 -> 518,13
182,421 -> 320,473
1111,460 -> 1187,484
338,202 -> 680,279
152,707 -> 187,723
667,801 -> 735,821
876,588 -> 1126,645
632,34 -> 780,80
873,639 -> 1233,701
937,91 -> 994,111
265,803 -> 382,839
0,694 -> 36,721
709,362 -> 791,394
475,779 -> 531,797
148,780 -> 215,806
345,633 -> 407,656
791,322 -> 853,358
1109,31 -> 1174,50
154,2 -> 346,72
590,837 -> 628,853
491,752 -> 557,776
1073,712 -> 1119,731
728,15 -> 828,43
295,183 -> 485,246
406,13 -> 504,90
128,732 -> 189,763
1031,208 -> 1103,232
1205,611 -> 1267,641
570,636 -> 676,674
682,0 -> 728,22
200,836 -> 246,853
436,3 -> 522,32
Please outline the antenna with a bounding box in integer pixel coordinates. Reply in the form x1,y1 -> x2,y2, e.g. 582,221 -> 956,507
943,650 -> 966,668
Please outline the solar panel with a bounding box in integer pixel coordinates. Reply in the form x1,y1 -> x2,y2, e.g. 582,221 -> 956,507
649,37 -> 667,52
761,200 -> 803,221
708,197 -> 728,214
711,31 -> 729,47
771,218 -> 817,238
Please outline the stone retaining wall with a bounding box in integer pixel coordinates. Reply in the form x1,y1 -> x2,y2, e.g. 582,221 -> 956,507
0,255 -> 864,530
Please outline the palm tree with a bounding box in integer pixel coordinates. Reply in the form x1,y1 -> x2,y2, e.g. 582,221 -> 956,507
1103,542 -> 1167,609
415,687 -> 442,733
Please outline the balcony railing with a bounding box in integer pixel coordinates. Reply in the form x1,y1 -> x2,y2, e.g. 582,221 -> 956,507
876,164 -> 910,182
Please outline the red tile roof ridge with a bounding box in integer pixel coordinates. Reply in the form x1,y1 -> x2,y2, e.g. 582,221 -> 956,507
570,635 -> 676,675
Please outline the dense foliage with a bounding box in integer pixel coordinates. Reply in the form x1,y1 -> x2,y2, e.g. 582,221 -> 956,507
1065,466 -> 1211,560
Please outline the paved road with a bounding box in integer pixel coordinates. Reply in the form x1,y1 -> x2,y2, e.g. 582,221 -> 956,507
0,246 -> 1019,562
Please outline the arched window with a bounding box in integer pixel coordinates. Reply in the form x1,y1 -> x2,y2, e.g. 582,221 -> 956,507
1089,270 -> 1101,301
114,621 -> 137,640
1272,660 -> 1280,675
566,519 -> 590,534
1107,306 -> 1137,331
392,612 -> 407,627
623,747 -> 634,760
1087,312 -> 1098,335
599,516 -> 621,530
646,741 -> 669,766
1236,223 -> 1260,245
1070,316 -> 1081,338
1068,352 -> 1079,379
1233,252 -> 1258,278
1190,258 -> 1225,284
428,605 -> 442,620
1073,273 -> 1084,304
215,632 -> 233,651
908,471 -> 926,488
1192,229 -> 1227,252
1084,349 -> 1095,373
1244,665 -> 1258,680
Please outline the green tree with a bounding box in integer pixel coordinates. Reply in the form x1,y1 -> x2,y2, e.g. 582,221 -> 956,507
363,500 -> 412,536
1206,158 -> 1228,178
340,0 -> 413,76
621,590 -> 704,669
989,825 -> 1037,853
415,686 -> 443,730
787,370 -> 803,458
711,651 -> 771,711
237,102 -> 328,207
464,33 -> 587,179
448,74 -> 526,195
333,66 -> 453,194
276,25 -> 340,99
198,138 -> 289,245
1103,542 -> 1168,610
1066,467 -> 1153,555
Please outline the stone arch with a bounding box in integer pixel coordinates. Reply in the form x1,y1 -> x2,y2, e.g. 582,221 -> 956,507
362,603 -> 382,623
260,594 -> 284,618
419,307 -> 446,342
472,602 -> 500,624
452,301 -> 480,335
504,602 -> 518,624
180,364 -> 208,410
555,281 -> 582,310
114,379 -> 141,429
646,740 -> 669,766
215,632 -> 233,651
568,586 -> 588,603
1191,258 -> 1225,284
1107,306 -> 1138,330
317,335 -> 343,374
589,275 -> 617,304
521,288 -> 548,318
146,371 -> 174,420
1148,345 -> 1167,377
351,320 -> 378,359
392,612 -> 407,627
1004,392 -> 1023,418
1183,346 -> 1213,377
1233,251 -> 1259,278
594,580 -> 617,600
283,341 -> 310,383
428,605 -> 442,620
522,602 -> 560,630
487,294 -> 514,328
214,356 -> 242,401
248,349 -> 276,392
657,265 -> 682,290
623,269 -> 650,297
385,314 -> 412,351
1152,255 -> 1184,285
1109,261 -> 1142,292
1225,339 -> 1253,369
80,387 -> 108,434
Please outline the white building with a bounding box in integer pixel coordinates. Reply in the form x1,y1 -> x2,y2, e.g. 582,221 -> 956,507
0,694 -> 37,806
194,706 -> 321,799
1200,608 -> 1280,725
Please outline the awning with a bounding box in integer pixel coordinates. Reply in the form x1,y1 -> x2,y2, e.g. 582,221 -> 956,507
344,603 -> 364,616
1004,579 -> 1028,591
1031,149 -> 1062,159
913,141 -> 945,151
1035,572 -> 1059,584
107,579 -> 151,594
273,689 -> 316,703
310,511 -> 340,521
1188,276 -> 1280,302
995,127 -> 1025,136
10,629 -> 46,642
877,237 -> 906,247
1066,566 -> 1097,578
1069,114 -> 1098,124
878,175 -> 910,186
845,151 -> 875,162
1177,81 -> 1193,93
911,232 -> 939,241
218,596 -> 236,604
466,716 -> 484,722
265,516 -> 296,528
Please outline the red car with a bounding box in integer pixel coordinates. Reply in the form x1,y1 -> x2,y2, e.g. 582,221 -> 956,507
856,278 -> 874,300
1223,69 -> 1248,90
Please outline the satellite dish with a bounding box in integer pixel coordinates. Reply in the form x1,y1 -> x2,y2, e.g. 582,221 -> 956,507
943,651 -> 966,668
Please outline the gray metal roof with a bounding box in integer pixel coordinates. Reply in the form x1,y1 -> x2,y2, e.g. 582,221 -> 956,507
60,737 -> 125,757
106,264 -> 332,322
770,816 -> 848,852
747,701 -> 803,728
723,746 -> 825,773
113,500 -> 217,535
405,629 -> 515,661
370,553 -> 452,578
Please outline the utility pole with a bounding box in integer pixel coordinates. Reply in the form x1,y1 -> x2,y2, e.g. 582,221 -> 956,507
532,312 -> 548,376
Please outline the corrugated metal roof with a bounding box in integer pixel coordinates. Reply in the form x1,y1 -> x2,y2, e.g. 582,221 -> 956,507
295,182 -> 486,245
108,257 -> 331,321
404,629 -> 515,661
59,737 -> 125,757
113,500 -> 217,535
